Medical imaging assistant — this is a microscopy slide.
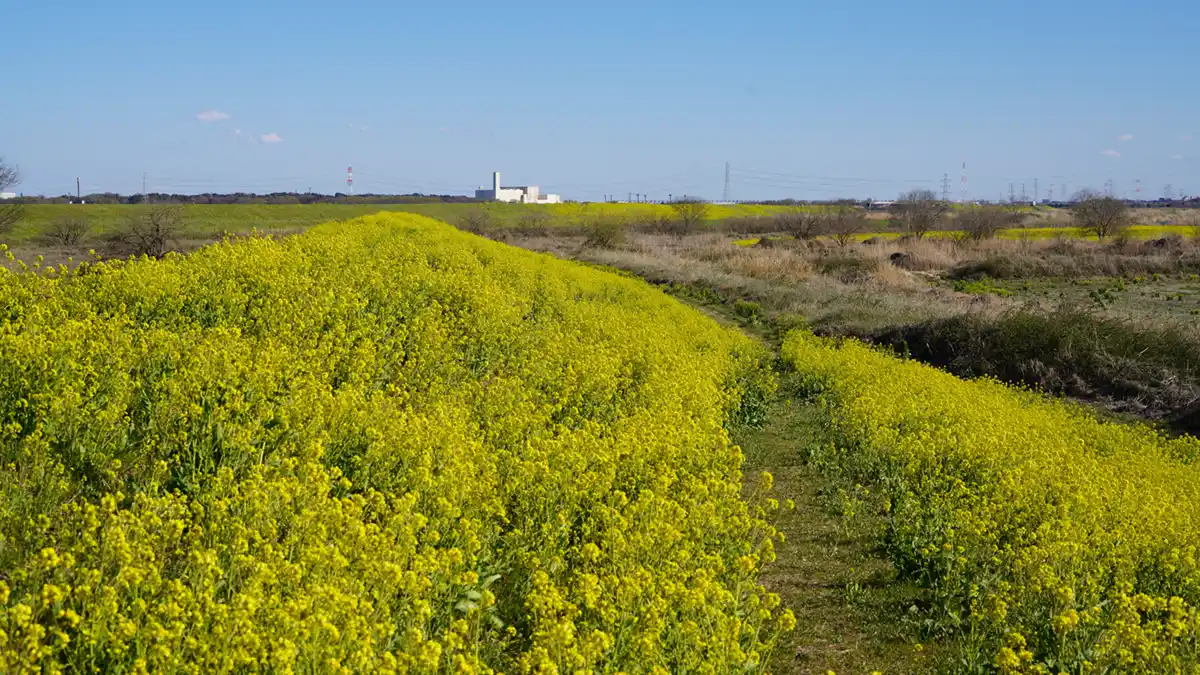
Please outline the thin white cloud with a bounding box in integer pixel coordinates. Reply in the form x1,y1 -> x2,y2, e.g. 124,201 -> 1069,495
438,127 -> 451,134
1118,134 -> 1133,142
197,110 -> 231,122
1184,135 -> 1194,142
1101,149 -> 1121,157
1171,154 -> 1185,161
233,128 -> 242,135
260,132 -> 283,143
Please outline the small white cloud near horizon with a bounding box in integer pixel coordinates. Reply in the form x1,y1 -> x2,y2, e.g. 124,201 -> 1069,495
1171,154 -> 1185,161
260,133 -> 283,143
234,128 -> 242,135
1101,149 -> 1121,157
1119,134 -> 1134,142
439,127 -> 451,133
196,110 -> 231,122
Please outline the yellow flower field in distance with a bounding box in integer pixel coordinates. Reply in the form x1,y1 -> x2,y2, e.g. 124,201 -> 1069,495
782,331 -> 1200,673
730,224 -> 1197,247
0,213 -> 787,673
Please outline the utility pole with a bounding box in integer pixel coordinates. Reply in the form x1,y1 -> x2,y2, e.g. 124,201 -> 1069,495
1021,183 -> 1027,203
723,162 -> 731,202
76,177 -> 81,201
942,173 -> 951,202
1009,183 -> 1015,203
143,172 -> 149,203
1033,178 -> 1039,204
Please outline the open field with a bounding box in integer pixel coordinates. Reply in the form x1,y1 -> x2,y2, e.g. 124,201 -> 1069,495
5,202 -> 815,244
503,226 -> 1200,433
8,204 -> 1199,248
735,223 -> 1199,245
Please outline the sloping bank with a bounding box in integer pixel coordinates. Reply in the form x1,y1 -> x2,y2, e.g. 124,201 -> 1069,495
783,331 -> 1200,673
0,214 -> 787,673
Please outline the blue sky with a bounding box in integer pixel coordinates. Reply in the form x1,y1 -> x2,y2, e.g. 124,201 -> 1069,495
2,0 -> 1196,201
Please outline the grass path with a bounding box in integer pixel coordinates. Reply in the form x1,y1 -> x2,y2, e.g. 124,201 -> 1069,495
738,390 -> 946,674
683,299 -> 954,673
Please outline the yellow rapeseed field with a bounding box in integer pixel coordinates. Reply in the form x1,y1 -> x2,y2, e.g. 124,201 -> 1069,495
0,213 -> 789,673
782,332 -> 1200,674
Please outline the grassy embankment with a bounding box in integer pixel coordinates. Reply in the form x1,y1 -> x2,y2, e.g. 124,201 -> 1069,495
0,213 -> 794,672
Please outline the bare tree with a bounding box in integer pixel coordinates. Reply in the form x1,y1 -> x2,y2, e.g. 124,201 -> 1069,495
43,214 -> 92,246
892,189 -> 950,238
582,216 -> 628,249
956,205 -> 1021,242
0,158 -> 23,234
118,205 -> 185,257
776,209 -> 825,240
668,198 -> 710,235
456,207 -> 497,234
1070,189 -> 1132,242
825,207 -> 868,248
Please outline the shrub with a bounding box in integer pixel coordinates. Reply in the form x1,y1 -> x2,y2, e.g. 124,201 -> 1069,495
110,205 -> 184,257
41,214 -> 92,246
582,216 -> 627,248
955,205 -> 1020,242
776,210 -> 825,240
455,207 -> 497,233
825,208 -> 867,248
816,254 -> 876,283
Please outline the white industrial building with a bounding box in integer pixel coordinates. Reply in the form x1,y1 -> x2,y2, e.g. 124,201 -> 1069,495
0,193 -> 16,200
475,172 -> 561,204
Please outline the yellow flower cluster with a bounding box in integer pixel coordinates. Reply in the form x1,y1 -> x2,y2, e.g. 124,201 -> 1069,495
782,332 -> 1200,674
0,214 -> 788,672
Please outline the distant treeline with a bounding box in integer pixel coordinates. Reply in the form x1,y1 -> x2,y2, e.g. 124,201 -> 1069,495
20,192 -> 481,205
11,192 -> 1200,208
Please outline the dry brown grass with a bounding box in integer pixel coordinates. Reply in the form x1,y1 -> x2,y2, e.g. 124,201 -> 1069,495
500,225 -> 1200,340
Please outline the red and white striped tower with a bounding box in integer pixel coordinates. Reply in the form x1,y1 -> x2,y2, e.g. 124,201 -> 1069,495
347,166 -> 354,195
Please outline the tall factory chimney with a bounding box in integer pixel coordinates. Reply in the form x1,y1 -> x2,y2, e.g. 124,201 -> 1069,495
492,172 -> 500,197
